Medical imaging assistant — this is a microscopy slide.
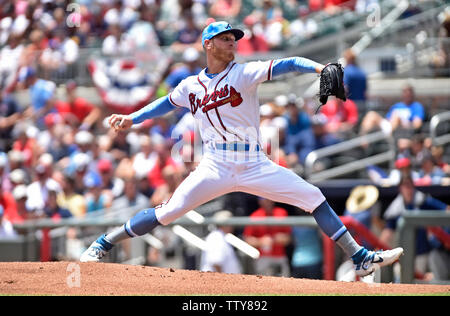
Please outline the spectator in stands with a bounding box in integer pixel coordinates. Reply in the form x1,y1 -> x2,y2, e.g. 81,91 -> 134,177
109,129 -> 132,161
56,171 -> 86,218
288,6 -> 318,41
430,12 -> 450,77
0,153 -> 10,192
359,84 -> 425,137
55,80 -> 101,131
209,0 -> 242,21
285,113 -> 340,168
103,0 -> 139,31
26,155 -> 60,212
431,145 -> 450,176
284,95 -> 311,136
367,156 -> 419,186
282,95 -> 310,168
257,1 -> 286,50
17,67 -> 57,129
150,116 -> 176,145
165,48 -> 202,91
69,152 -> 92,195
7,151 -> 27,181
0,93 -> 22,152
20,29 -> 45,70
127,5 -> 162,48
280,0 -> 302,22
200,210 -> 243,274
132,134 -> 156,178
71,129 -> 95,159
11,122 -> 38,168
414,150 -> 446,186
9,168 -> 28,190
135,169 -> 155,200
12,184 -> 34,225
320,96 -> 358,138
380,174 -> 450,281
0,205 -> 18,238
39,113 -> 71,162
0,33 -> 24,93
259,103 -> 279,156
69,131 -> 95,166
170,12 -> 202,54
40,28 -> 79,79
237,15 -> 269,56
406,133 -> 428,171
43,183 -> 72,220
243,198 -> 292,277
85,171 -> 111,214
102,23 -> 131,57
97,158 -> 124,200
0,174 -> 19,224
112,175 -> 148,216
309,0 -> 350,14
342,48 -> 367,120
148,141 -> 179,190
151,165 -> 181,206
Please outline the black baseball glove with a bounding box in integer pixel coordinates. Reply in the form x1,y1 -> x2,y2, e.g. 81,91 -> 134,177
317,63 -> 346,111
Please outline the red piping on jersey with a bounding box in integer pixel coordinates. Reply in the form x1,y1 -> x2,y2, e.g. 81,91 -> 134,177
212,63 -> 243,140
169,93 -> 183,108
197,76 -> 208,93
197,76 -> 227,141
206,111 -> 227,141
267,60 -> 274,81
214,63 -> 236,91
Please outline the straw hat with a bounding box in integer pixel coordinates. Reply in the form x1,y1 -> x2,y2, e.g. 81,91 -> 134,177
213,210 -> 233,227
345,185 -> 379,214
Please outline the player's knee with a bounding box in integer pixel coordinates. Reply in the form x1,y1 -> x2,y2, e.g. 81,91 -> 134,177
305,185 -> 326,213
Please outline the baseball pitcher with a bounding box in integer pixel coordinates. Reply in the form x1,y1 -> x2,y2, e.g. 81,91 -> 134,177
81,21 -> 403,278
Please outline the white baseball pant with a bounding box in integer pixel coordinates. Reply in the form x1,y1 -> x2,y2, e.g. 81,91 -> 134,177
155,147 -> 326,225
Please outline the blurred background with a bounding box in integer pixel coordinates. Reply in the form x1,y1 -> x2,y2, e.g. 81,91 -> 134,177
0,0 -> 449,285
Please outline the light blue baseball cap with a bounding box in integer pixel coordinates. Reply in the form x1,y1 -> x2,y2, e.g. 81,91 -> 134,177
201,21 -> 244,47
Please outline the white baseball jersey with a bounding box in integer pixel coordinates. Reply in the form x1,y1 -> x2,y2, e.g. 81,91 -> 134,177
155,60 -> 325,226
169,60 -> 274,146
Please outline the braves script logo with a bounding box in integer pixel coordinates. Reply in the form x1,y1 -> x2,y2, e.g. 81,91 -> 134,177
189,84 -> 243,115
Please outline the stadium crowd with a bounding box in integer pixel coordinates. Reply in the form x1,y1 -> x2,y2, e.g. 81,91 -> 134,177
0,0 -> 449,282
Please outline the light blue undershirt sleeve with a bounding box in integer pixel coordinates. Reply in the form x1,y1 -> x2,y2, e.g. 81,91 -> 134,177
272,57 -> 321,77
130,96 -> 176,124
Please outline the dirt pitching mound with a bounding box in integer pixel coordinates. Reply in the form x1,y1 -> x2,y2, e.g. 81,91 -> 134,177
0,262 -> 449,296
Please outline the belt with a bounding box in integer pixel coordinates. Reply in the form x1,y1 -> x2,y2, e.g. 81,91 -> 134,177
214,142 -> 261,152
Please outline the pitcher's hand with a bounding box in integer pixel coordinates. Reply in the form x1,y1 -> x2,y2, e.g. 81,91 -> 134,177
108,114 -> 133,132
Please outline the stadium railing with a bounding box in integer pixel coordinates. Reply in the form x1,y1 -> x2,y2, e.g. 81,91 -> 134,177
304,130 -> 395,182
303,110 -> 450,183
397,211 -> 450,284
430,111 -> 450,147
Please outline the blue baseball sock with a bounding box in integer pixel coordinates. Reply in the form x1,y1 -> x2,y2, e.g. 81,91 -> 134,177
313,201 -> 362,258
105,208 -> 161,245
97,234 -> 114,250
351,248 -> 368,264
313,201 -> 347,241
125,208 -> 161,237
